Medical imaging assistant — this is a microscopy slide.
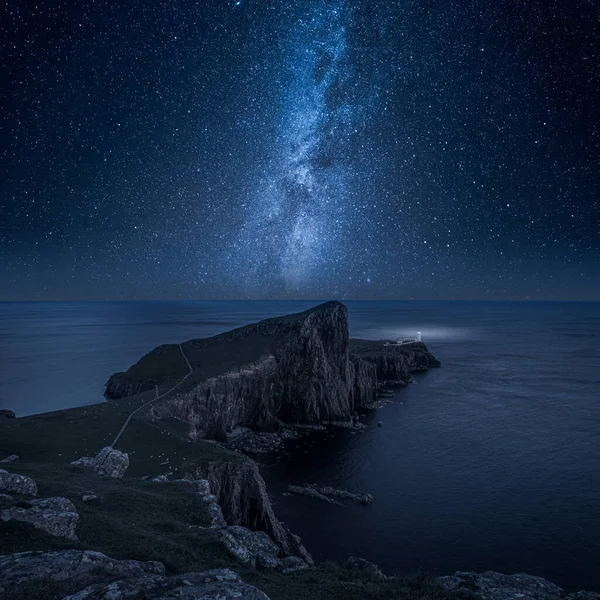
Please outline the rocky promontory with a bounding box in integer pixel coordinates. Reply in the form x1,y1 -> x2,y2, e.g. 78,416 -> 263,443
105,301 -> 440,440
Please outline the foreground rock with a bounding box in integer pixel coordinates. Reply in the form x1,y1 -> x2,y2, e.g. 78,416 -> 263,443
0,468 -> 37,495
0,550 -> 165,593
217,525 -> 281,569
0,409 -> 16,421
71,446 -> 129,478
437,571 -> 600,600
64,568 -> 271,600
1,497 -> 79,540
187,457 -> 313,565
0,454 -> 19,464
346,556 -> 386,580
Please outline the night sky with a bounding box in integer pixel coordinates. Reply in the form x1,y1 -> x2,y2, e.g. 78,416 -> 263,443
2,0 -> 598,300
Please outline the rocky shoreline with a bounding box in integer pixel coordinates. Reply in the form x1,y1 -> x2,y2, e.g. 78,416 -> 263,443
1,301 -> 597,599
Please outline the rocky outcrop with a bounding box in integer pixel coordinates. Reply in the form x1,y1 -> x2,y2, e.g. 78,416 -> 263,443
175,478 -> 228,528
0,409 -> 16,421
108,302 -> 391,440
289,483 -> 373,505
64,569 -> 271,600
0,549 -> 165,594
437,571 -> 600,600
217,525 -> 281,569
350,355 -> 378,409
1,497 -> 79,540
186,457 -> 313,565
0,468 -> 37,495
71,446 -> 129,478
351,342 -> 441,384
0,454 -> 19,464
346,556 -> 386,580
107,303 -> 439,441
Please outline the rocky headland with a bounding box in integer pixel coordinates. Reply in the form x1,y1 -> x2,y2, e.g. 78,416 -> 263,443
0,301 -> 597,599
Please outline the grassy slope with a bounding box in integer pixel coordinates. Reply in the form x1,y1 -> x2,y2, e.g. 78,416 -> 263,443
0,462 -> 475,600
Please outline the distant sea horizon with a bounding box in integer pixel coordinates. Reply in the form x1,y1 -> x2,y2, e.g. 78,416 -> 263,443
1,300 -> 599,592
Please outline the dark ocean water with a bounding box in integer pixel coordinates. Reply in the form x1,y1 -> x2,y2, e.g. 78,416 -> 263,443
1,301 -> 599,591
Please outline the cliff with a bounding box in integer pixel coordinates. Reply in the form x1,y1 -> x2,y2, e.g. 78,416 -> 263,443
105,302 -> 439,440
350,339 -> 441,384
185,456 -> 312,564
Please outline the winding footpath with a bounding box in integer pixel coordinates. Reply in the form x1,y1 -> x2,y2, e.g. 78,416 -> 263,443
108,343 -> 193,449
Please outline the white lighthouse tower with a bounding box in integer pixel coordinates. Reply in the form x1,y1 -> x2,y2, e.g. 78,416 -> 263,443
417,331 -> 422,342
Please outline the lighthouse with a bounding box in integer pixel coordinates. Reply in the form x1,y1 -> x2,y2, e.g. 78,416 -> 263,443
417,331 -> 422,342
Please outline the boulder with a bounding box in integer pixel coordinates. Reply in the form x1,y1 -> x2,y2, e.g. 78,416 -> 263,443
0,454 -> 19,464
187,459 -> 313,564
0,409 -> 16,421
1,497 -> 79,540
346,556 -> 386,579
279,556 -> 311,574
0,469 -> 37,495
0,549 -> 165,593
437,571 -> 600,600
63,568 -> 271,599
81,493 -> 98,502
217,525 -> 281,569
71,446 -> 129,478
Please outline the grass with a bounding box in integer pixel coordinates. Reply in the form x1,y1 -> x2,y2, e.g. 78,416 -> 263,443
0,458 -> 477,600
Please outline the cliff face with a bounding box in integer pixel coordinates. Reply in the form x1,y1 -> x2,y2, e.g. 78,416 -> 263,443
185,457 -> 312,563
106,302 -> 439,439
147,302 -> 378,439
351,342 -> 441,384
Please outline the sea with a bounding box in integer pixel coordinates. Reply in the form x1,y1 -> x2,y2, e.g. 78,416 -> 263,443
1,300 -> 599,591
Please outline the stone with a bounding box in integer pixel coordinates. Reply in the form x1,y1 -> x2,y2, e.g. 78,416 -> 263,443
1,497 -> 79,540
63,569 -> 271,599
0,470 -> 37,495
81,493 -> 98,502
0,493 -> 12,501
151,474 -> 169,482
346,556 -> 386,579
436,571 -> 600,600
279,556 -> 311,574
0,409 -> 16,421
71,446 -> 129,478
0,549 -> 165,592
0,454 -> 19,464
287,485 -> 340,505
217,525 -> 281,570
377,421 -> 383,427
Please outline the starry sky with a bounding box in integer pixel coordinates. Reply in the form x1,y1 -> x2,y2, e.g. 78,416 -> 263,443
2,0 -> 598,300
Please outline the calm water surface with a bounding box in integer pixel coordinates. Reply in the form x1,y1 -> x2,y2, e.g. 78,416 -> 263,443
1,301 -> 599,590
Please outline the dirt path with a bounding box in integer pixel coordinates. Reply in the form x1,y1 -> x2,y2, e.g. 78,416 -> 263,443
108,343 -> 193,449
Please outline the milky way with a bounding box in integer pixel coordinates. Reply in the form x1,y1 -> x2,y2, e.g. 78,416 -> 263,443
237,1 -> 374,294
1,0 -> 598,300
